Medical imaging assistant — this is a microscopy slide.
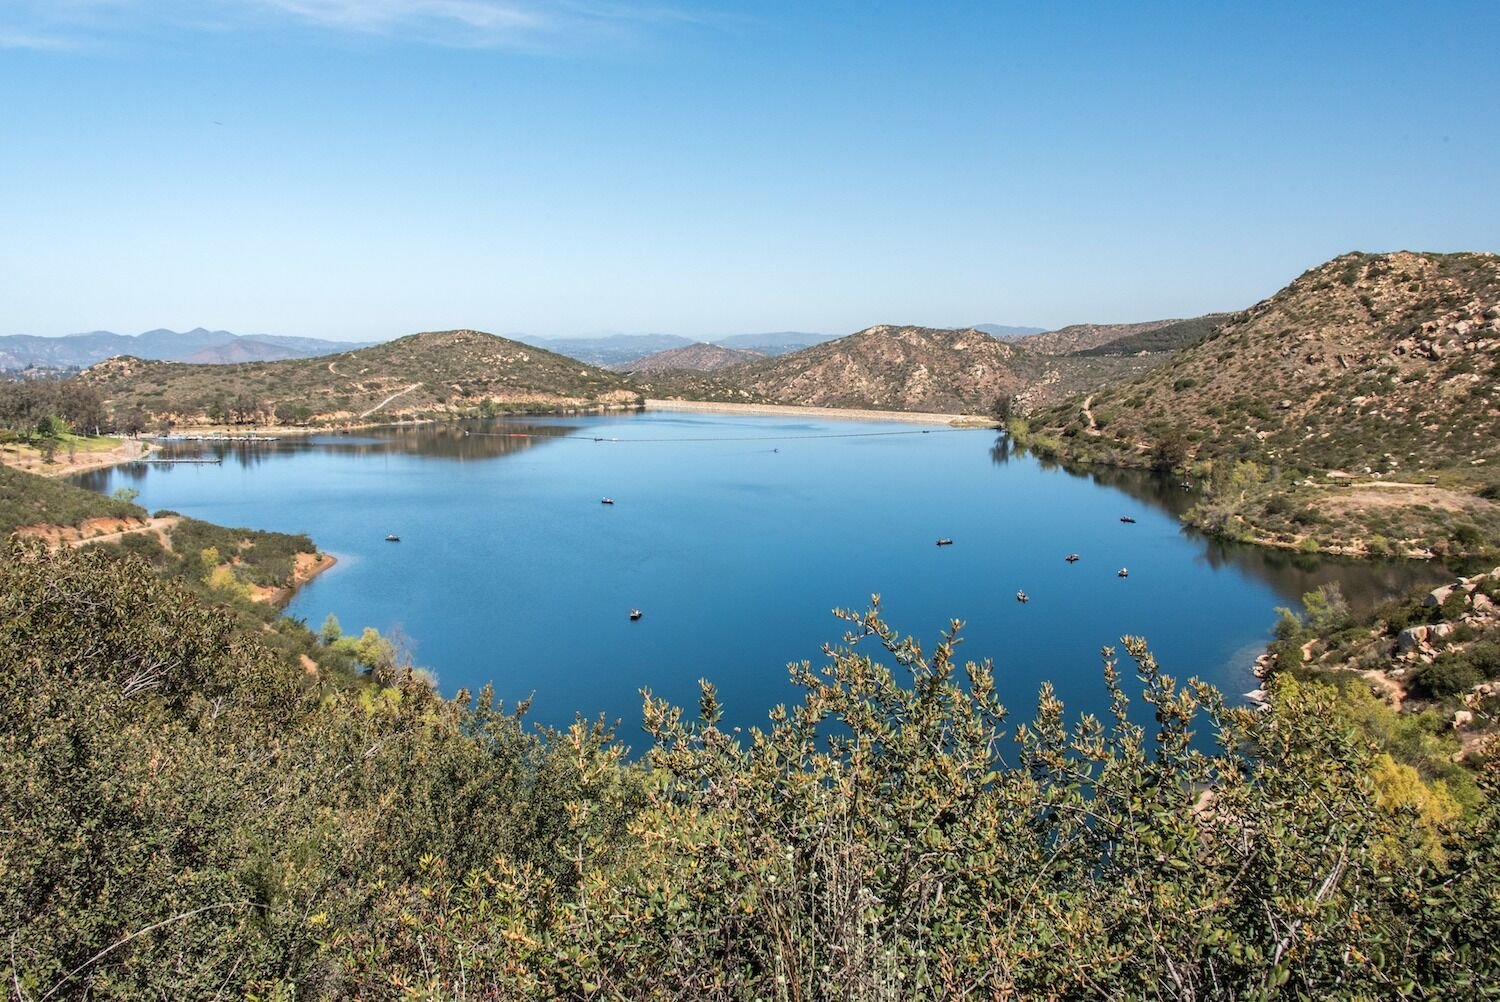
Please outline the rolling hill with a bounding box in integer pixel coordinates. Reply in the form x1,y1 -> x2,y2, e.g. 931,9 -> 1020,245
1072,314 -> 1232,356
634,326 -> 1173,415
1022,251 -> 1500,556
1014,320 -> 1179,356
182,340 -> 308,364
610,342 -> 766,373
82,329 -> 641,425
719,325 -> 1036,412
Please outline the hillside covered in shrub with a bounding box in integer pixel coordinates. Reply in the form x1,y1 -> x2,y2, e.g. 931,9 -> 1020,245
1020,252 -> 1500,558
79,329 -> 642,427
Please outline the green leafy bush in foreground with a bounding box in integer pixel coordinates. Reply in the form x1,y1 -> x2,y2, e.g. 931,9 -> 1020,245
4,542 -> 1500,1000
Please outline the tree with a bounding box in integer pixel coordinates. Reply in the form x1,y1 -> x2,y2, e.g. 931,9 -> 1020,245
115,407 -> 148,436
273,402 -> 312,426
1151,427 -> 1190,471
231,394 -> 260,425
990,393 -> 1018,423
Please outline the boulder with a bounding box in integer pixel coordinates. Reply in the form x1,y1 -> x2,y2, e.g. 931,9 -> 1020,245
1473,593 -> 1495,615
1424,584 -> 1456,608
1397,625 -> 1430,652
1453,710 -> 1474,730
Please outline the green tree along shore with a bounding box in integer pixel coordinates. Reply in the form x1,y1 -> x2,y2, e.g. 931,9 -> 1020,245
4,528 -> 1500,998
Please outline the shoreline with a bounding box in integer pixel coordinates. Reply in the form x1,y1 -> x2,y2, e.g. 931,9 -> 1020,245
1,402 -> 996,482
255,550 -> 339,606
643,398 -> 993,427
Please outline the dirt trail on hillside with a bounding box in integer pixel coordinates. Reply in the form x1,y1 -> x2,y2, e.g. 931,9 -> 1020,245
16,515 -> 181,549
359,383 -> 424,419
1080,395 -> 1101,436
69,516 -> 182,549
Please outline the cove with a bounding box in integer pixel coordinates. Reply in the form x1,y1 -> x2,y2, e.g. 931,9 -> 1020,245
73,411 -> 1447,745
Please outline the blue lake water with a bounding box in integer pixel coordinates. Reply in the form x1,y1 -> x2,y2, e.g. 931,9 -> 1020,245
74,412 -> 1445,747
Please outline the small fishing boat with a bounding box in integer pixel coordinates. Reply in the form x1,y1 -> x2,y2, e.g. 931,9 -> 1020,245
1065,553 -> 1080,563
629,609 -> 643,621
1015,590 -> 1029,603
385,534 -> 401,542
1117,567 -> 1129,578
1119,516 -> 1136,524
936,538 -> 954,546
601,497 -> 615,505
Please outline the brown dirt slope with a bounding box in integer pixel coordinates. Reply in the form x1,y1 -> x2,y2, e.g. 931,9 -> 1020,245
82,329 -> 642,425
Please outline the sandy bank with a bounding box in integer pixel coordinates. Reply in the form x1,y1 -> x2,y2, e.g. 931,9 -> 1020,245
644,399 -> 994,427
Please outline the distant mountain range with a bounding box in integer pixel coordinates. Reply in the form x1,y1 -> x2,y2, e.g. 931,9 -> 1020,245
0,328 -> 373,370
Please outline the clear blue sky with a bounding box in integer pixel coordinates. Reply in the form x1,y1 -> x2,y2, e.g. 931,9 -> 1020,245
2,1 -> 1497,341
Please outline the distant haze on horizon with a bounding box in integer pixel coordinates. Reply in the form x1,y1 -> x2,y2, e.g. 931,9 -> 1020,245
1,1 -> 1496,340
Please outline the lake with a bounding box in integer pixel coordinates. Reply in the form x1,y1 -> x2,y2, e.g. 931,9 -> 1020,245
74,411 -> 1446,747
